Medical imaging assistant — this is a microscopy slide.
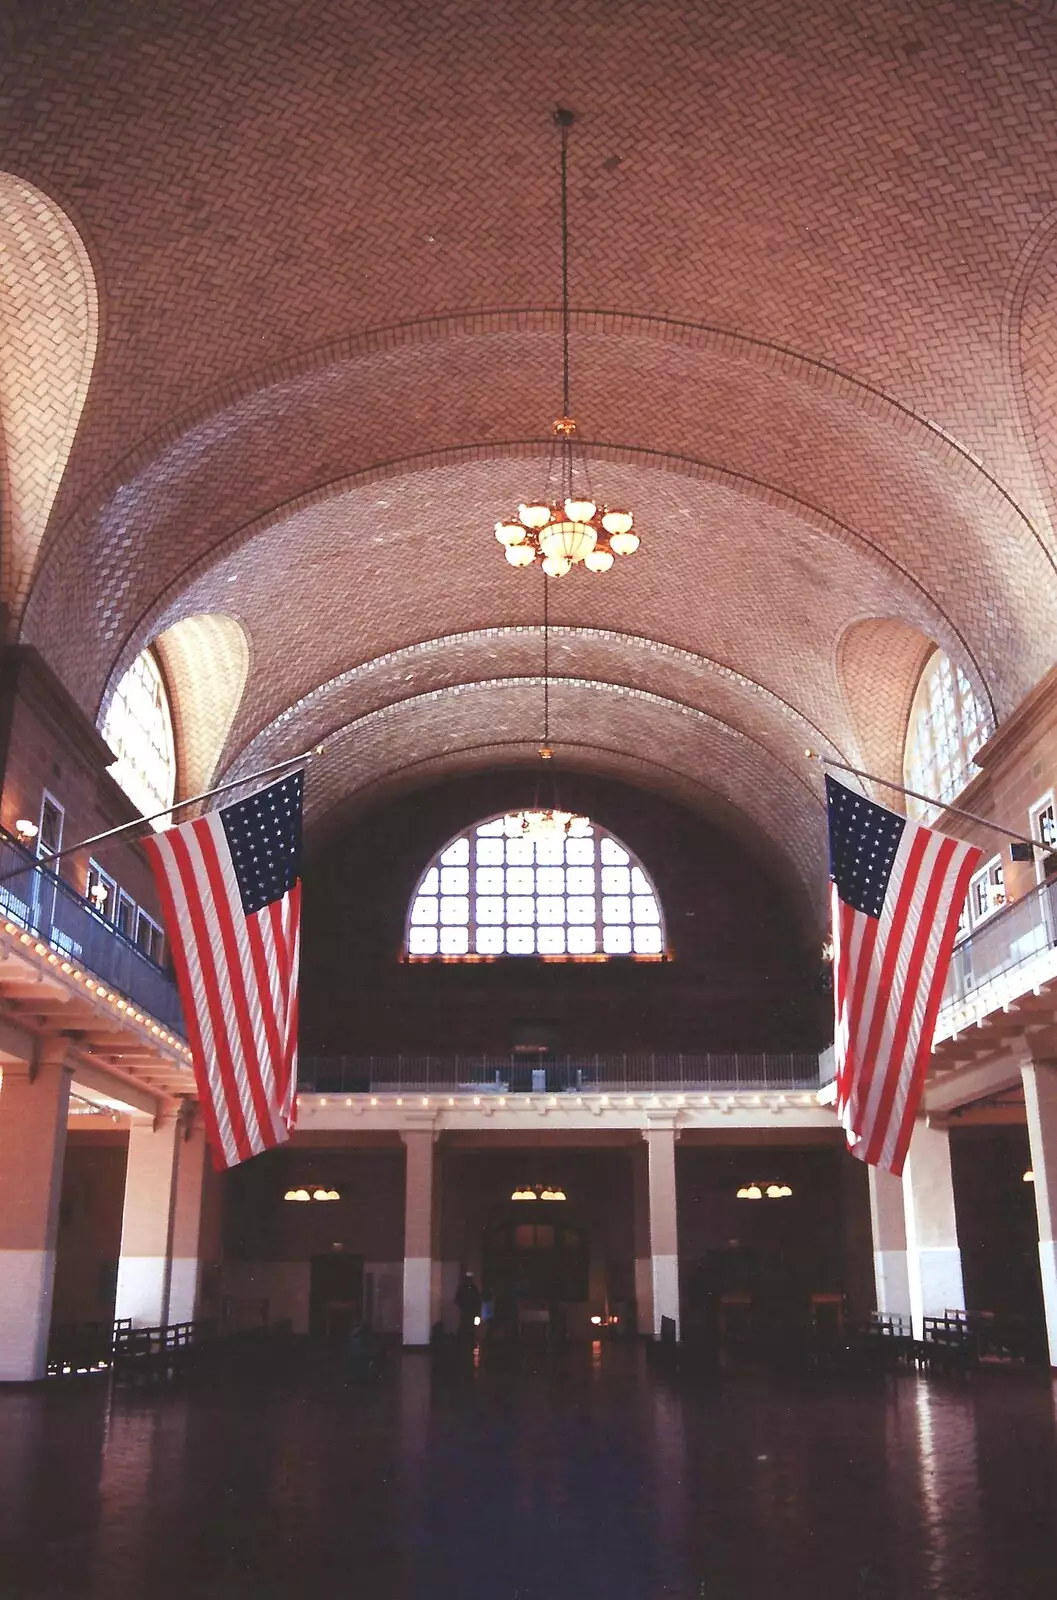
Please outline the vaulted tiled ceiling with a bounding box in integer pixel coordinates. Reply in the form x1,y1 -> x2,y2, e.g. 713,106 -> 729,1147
4,0 -> 1057,920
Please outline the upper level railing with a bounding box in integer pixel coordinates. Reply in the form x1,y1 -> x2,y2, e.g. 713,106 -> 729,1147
942,875 -> 1057,1015
0,832 -> 185,1037
299,1051 -> 823,1094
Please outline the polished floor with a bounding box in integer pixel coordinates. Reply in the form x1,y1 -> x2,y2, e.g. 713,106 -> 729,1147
2,1342 -> 1057,1599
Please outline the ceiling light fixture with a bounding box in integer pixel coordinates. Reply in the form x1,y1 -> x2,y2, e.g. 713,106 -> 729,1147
736,1182 -> 792,1200
511,1182 -> 567,1202
495,109 -> 639,577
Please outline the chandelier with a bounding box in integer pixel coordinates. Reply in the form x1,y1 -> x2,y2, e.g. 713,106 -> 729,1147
511,1183 -> 567,1202
495,109 -> 640,577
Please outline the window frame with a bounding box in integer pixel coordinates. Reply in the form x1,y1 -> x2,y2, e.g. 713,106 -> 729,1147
904,651 -> 992,824
404,813 -> 667,962
101,648 -> 176,828
967,854 -> 1006,928
1029,792 -> 1056,886
37,791 -> 64,862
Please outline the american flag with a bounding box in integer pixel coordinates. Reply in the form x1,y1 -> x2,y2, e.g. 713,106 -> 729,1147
145,772 -> 303,1170
827,776 -> 981,1176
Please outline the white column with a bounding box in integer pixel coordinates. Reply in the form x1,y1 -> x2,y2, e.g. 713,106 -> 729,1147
868,1164 -> 912,1317
115,1112 -> 180,1327
902,1118 -> 965,1338
1022,1058 -> 1057,1367
167,1113 -> 211,1324
644,1121 -> 680,1340
631,1142 -> 654,1337
0,1036 -> 72,1381
401,1130 -> 435,1347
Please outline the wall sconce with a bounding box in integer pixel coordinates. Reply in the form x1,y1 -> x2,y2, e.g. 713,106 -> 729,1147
1023,1170 -> 1035,1184
14,819 -> 38,843
283,1187 -> 340,1202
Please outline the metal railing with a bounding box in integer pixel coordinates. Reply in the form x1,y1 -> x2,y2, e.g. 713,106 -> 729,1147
942,875 -> 1057,1011
0,832 -> 185,1036
299,1051 -> 823,1094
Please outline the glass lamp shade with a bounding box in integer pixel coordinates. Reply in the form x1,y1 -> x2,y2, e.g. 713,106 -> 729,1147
564,497 -> 597,523
609,529 -> 640,556
519,503 -> 552,530
539,519 -> 596,562
601,509 -> 634,537
583,547 -> 614,573
495,521 -> 527,547
541,553 -> 572,577
506,544 -> 537,567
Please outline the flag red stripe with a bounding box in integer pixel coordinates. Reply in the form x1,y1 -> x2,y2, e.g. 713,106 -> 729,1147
144,834 -> 231,1172
862,835 -> 958,1167
167,825 -> 254,1164
193,818 -> 280,1150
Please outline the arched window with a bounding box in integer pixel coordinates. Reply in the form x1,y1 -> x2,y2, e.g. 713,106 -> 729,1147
904,651 -> 992,823
101,650 -> 176,828
406,814 -> 666,960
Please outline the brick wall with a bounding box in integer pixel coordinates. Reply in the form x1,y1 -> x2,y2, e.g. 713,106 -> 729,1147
300,770 -> 826,1056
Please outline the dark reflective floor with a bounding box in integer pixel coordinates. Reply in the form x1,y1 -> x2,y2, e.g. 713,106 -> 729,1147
2,1342 -> 1057,1599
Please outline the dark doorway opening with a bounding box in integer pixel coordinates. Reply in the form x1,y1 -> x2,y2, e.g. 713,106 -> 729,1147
309,1253 -> 364,1343
482,1218 -> 588,1335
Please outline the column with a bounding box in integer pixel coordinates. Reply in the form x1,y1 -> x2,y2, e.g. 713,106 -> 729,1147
644,1122 -> 680,1340
167,1112 -> 211,1324
1022,1058 -> 1057,1367
902,1117 -> 965,1338
868,1165 -> 912,1317
0,1036 -> 72,1381
401,1130 -> 435,1347
114,1111 -> 180,1327
630,1143 -> 654,1337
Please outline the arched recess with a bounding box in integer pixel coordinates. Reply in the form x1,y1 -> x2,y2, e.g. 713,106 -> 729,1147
837,619 -> 940,805
150,613 -> 250,799
0,174 -> 97,631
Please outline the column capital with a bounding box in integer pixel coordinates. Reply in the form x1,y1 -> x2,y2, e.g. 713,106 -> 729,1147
400,1120 -> 438,1142
641,1114 -> 681,1137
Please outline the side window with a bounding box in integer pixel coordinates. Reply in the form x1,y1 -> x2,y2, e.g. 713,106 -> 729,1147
115,889 -> 136,940
968,855 -> 1005,926
86,859 -> 117,919
37,792 -> 64,863
136,909 -> 164,965
1029,794 -> 1056,885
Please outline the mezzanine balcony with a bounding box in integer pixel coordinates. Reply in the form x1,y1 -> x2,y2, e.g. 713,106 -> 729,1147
299,1051 -> 823,1096
0,831 -> 184,1037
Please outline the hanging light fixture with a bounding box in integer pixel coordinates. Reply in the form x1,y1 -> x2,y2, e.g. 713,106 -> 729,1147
495,109 -> 640,577
511,1182 -> 567,1202
503,569 -> 589,841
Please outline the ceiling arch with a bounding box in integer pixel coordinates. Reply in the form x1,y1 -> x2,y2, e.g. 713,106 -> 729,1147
0,171 -> 97,628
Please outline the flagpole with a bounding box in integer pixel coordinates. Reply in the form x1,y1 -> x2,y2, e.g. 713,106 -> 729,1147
806,750 -> 1051,855
0,745 -> 324,887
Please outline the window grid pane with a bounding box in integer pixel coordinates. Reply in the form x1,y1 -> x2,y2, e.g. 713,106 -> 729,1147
406,814 -> 665,960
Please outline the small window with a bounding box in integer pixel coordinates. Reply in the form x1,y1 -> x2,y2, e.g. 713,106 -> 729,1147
101,649 -> 176,828
904,652 -> 992,824
86,859 -> 117,920
968,856 -> 1005,926
115,890 -> 136,940
37,793 -> 64,861
1030,794 -> 1056,885
135,909 -> 164,965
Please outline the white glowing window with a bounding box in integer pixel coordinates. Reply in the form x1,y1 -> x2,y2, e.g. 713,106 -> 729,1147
904,651 -> 993,824
406,813 -> 666,960
101,650 -> 176,829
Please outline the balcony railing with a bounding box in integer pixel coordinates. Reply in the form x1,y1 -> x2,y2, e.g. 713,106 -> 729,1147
942,875 -> 1057,1015
0,833 -> 185,1037
299,1051 -> 823,1095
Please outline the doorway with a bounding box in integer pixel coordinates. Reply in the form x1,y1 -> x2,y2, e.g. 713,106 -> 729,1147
309,1253 -> 364,1342
482,1217 -> 588,1334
